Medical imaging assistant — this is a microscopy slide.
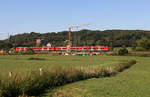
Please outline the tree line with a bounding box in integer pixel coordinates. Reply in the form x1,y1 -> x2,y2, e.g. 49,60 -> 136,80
0,29 -> 150,51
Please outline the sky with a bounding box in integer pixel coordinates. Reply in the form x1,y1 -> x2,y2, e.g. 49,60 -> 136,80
0,0 -> 150,40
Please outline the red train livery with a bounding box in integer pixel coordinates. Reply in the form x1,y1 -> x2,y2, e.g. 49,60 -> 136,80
16,46 -> 109,51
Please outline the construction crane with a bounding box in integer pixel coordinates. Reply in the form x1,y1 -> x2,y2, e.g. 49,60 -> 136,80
67,23 -> 90,55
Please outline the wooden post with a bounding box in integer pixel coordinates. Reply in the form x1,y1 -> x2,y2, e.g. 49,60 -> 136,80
39,68 -> 43,76
9,72 -> 12,78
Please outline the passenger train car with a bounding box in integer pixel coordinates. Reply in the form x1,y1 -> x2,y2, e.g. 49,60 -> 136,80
16,46 -> 109,51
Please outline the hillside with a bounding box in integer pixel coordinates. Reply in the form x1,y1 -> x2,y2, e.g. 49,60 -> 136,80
1,29 -> 150,50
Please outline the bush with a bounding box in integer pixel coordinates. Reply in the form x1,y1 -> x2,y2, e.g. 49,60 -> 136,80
17,48 -> 35,55
0,80 -> 22,97
25,48 -> 35,55
136,47 -> 146,51
136,37 -> 150,51
118,48 -> 128,55
28,57 -> 46,60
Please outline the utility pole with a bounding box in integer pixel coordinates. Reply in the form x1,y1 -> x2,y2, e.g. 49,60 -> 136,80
67,24 -> 90,55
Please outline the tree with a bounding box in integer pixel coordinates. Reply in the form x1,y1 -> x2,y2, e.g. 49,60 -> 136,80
96,40 -> 102,46
136,37 -> 150,51
1,30 -> 150,49
118,48 -> 128,55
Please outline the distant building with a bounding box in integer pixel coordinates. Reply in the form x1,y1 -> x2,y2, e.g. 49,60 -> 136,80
47,43 -> 51,47
36,39 -> 41,47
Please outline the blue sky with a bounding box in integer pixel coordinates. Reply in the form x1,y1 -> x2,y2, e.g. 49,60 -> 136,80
0,0 -> 150,40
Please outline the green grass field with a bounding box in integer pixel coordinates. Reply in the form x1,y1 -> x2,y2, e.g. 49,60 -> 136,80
0,55 -> 130,79
0,55 -> 149,97
47,56 -> 150,97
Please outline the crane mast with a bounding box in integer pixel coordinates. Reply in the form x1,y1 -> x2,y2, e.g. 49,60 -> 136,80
67,23 -> 90,55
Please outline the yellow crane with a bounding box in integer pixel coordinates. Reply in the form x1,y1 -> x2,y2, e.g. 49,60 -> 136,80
67,23 -> 90,55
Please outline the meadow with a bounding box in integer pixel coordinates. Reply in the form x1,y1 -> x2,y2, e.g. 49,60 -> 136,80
0,55 -> 145,97
0,55 -> 129,79
46,56 -> 150,97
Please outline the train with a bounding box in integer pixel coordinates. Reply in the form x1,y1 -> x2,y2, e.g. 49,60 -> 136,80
16,46 -> 109,51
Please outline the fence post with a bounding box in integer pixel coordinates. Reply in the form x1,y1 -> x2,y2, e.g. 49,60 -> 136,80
39,68 -> 43,76
9,72 -> 12,78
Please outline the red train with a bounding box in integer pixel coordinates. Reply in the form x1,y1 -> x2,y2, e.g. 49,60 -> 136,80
16,46 -> 109,51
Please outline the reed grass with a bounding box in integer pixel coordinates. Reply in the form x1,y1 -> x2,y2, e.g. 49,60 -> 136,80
0,60 -> 136,97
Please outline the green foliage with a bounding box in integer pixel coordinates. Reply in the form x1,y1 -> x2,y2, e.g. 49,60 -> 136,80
26,48 -> 35,55
136,47 -> 146,51
118,48 -> 128,55
0,80 -> 22,97
1,30 -> 150,49
16,48 -> 35,55
136,37 -> 150,51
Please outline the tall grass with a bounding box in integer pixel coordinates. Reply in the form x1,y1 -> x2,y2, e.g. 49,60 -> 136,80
0,60 -> 136,97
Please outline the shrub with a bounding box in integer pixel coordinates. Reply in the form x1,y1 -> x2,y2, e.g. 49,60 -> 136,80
136,37 -> 150,51
17,48 -> 35,55
118,48 -> 128,55
25,48 -> 35,55
28,57 -> 46,60
136,47 -> 146,51
0,80 -> 22,97
114,60 -> 136,72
